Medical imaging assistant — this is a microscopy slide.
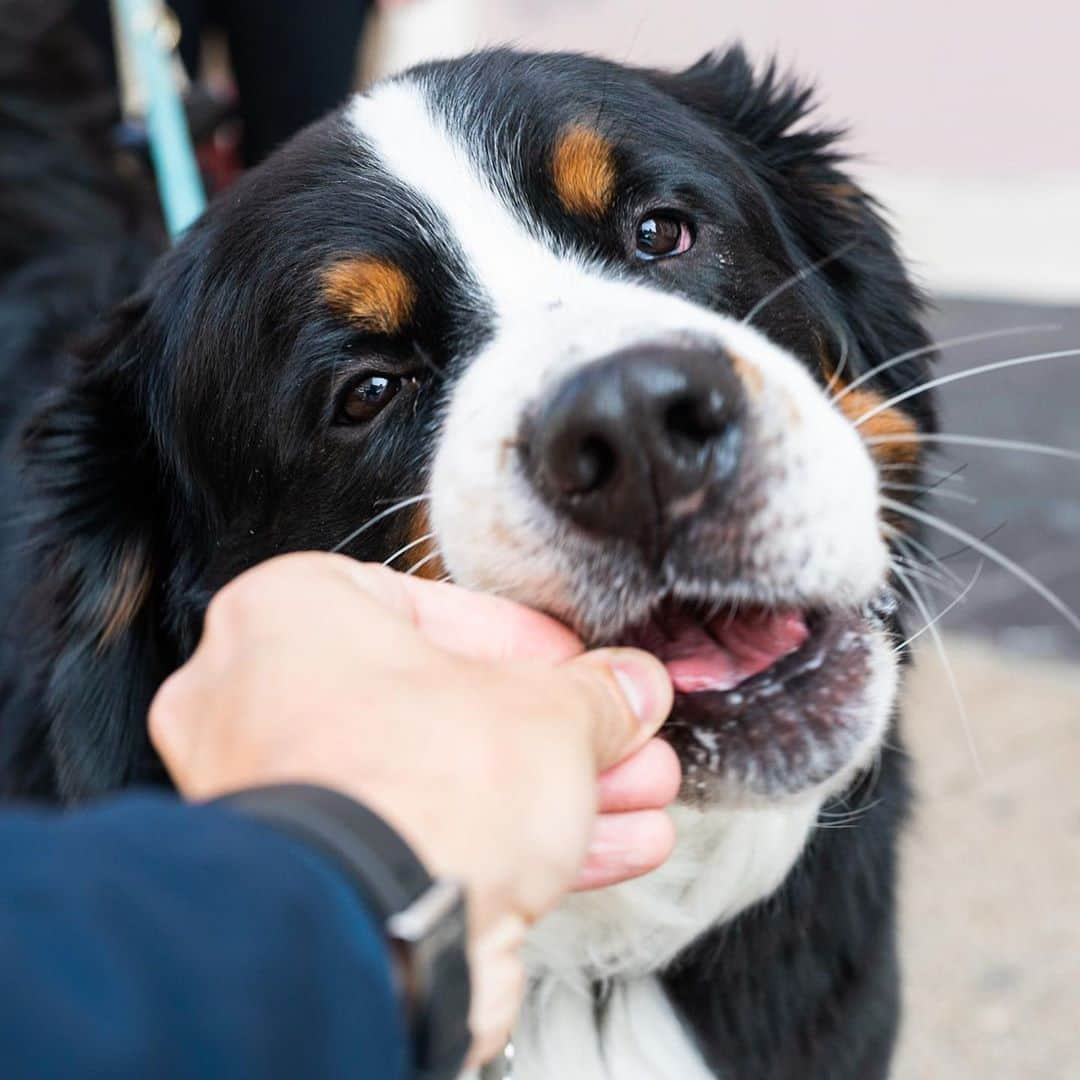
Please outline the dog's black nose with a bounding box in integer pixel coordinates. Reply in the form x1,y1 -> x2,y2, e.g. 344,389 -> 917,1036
520,345 -> 744,557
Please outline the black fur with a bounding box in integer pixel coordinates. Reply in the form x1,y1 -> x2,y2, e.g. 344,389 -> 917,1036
661,746 -> 908,1079
0,3 -> 162,795
0,11 -> 933,1076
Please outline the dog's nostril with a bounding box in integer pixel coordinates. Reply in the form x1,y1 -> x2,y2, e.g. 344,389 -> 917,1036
547,431 -> 617,495
568,435 -> 617,494
665,391 -> 727,448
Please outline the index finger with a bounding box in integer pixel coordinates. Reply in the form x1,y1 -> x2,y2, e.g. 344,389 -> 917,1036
331,558 -> 585,664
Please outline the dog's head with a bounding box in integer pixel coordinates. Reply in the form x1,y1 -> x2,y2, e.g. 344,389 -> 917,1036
22,47 -> 932,807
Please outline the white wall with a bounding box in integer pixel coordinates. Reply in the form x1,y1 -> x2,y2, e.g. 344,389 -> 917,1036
476,0 -> 1080,177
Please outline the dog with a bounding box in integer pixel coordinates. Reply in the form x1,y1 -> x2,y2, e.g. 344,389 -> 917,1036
1,9 -> 937,1077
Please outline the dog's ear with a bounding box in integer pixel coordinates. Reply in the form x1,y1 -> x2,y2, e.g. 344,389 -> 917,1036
650,44 -> 845,189
652,46 -> 933,405
17,293 -> 174,801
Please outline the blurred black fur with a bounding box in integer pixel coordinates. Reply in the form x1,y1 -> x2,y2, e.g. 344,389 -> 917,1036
0,1 -> 163,795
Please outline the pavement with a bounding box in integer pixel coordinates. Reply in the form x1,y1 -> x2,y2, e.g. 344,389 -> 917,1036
889,299 -> 1080,1078
918,299 -> 1080,660
895,638 -> 1080,1079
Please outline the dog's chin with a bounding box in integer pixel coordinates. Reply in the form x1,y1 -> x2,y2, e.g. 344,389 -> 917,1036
591,591 -> 899,808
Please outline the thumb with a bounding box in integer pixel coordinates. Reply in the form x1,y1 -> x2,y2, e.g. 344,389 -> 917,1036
563,648 -> 673,771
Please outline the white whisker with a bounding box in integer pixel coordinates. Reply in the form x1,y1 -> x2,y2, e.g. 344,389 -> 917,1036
892,561 -> 983,655
832,323 -> 1061,404
878,462 -> 968,482
867,432 -> 1080,463
382,532 -> 435,567
881,481 -> 977,505
823,333 -> 852,396
883,523 -> 965,589
741,241 -> 858,328
854,347 -> 1080,428
817,797 -> 882,830
881,496 -> 1080,634
889,558 -> 956,598
891,552 -> 952,585
330,493 -> 430,554
892,561 -> 982,774
404,549 -> 443,577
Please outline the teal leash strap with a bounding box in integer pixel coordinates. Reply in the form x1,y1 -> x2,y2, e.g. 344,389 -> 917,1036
113,0 -> 206,238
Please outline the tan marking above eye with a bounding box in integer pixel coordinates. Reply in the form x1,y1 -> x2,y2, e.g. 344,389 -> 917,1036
551,125 -> 617,217
321,257 -> 415,335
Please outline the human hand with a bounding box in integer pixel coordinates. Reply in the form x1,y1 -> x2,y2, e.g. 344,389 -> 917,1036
149,553 -> 676,1064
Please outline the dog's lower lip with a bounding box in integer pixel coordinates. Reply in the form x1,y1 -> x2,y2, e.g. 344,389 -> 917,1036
660,605 -> 880,797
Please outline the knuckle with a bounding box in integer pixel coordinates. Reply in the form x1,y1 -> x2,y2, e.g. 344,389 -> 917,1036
202,586 -> 237,636
203,575 -> 260,637
147,673 -> 183,749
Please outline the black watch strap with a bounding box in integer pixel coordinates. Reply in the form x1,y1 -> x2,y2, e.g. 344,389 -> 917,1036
219,784 -> 471,1080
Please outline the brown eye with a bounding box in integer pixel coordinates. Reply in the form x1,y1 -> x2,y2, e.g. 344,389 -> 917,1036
338,373 -> 402,424
635,213 -> 693,260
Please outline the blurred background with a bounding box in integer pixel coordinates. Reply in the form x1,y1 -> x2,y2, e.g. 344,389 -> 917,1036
360,3 -> 1080,1077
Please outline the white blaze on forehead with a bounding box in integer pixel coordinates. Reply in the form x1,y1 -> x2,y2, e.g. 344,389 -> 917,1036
348,79 -> 707,336
347,79 -> 572,310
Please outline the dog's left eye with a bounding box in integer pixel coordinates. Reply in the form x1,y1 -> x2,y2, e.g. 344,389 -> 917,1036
337,373 -> 403,424
634,213 -> 694,260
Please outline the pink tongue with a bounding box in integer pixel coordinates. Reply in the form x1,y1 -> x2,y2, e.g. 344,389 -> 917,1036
660,609 -> 809,694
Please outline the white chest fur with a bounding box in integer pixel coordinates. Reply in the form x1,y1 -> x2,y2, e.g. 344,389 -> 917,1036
509,975 -> 717,1080
486,799 -> 822,1078
524,800 -> 820,983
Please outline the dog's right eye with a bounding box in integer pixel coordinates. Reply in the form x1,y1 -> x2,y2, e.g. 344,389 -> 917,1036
634,212 -> 694,260
336,373 -> 403,424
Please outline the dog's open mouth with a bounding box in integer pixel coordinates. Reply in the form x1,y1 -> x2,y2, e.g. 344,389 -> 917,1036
612,598 -> 888,799
619,604 -> 810,695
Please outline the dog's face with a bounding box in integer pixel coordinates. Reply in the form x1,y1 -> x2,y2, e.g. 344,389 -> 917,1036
26,49 -> 932,808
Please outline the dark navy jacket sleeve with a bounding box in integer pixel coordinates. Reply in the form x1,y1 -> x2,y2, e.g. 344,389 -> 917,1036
0,793 -> 408,1079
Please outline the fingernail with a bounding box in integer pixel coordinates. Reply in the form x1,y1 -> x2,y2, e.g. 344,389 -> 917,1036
613,667 -> 648,723
609,652 -> 671,731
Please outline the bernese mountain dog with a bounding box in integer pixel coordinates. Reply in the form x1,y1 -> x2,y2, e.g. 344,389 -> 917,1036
1,7 -> 936,1078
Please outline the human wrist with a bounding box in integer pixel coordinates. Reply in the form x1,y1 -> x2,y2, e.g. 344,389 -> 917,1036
217,783 -> 472,1080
